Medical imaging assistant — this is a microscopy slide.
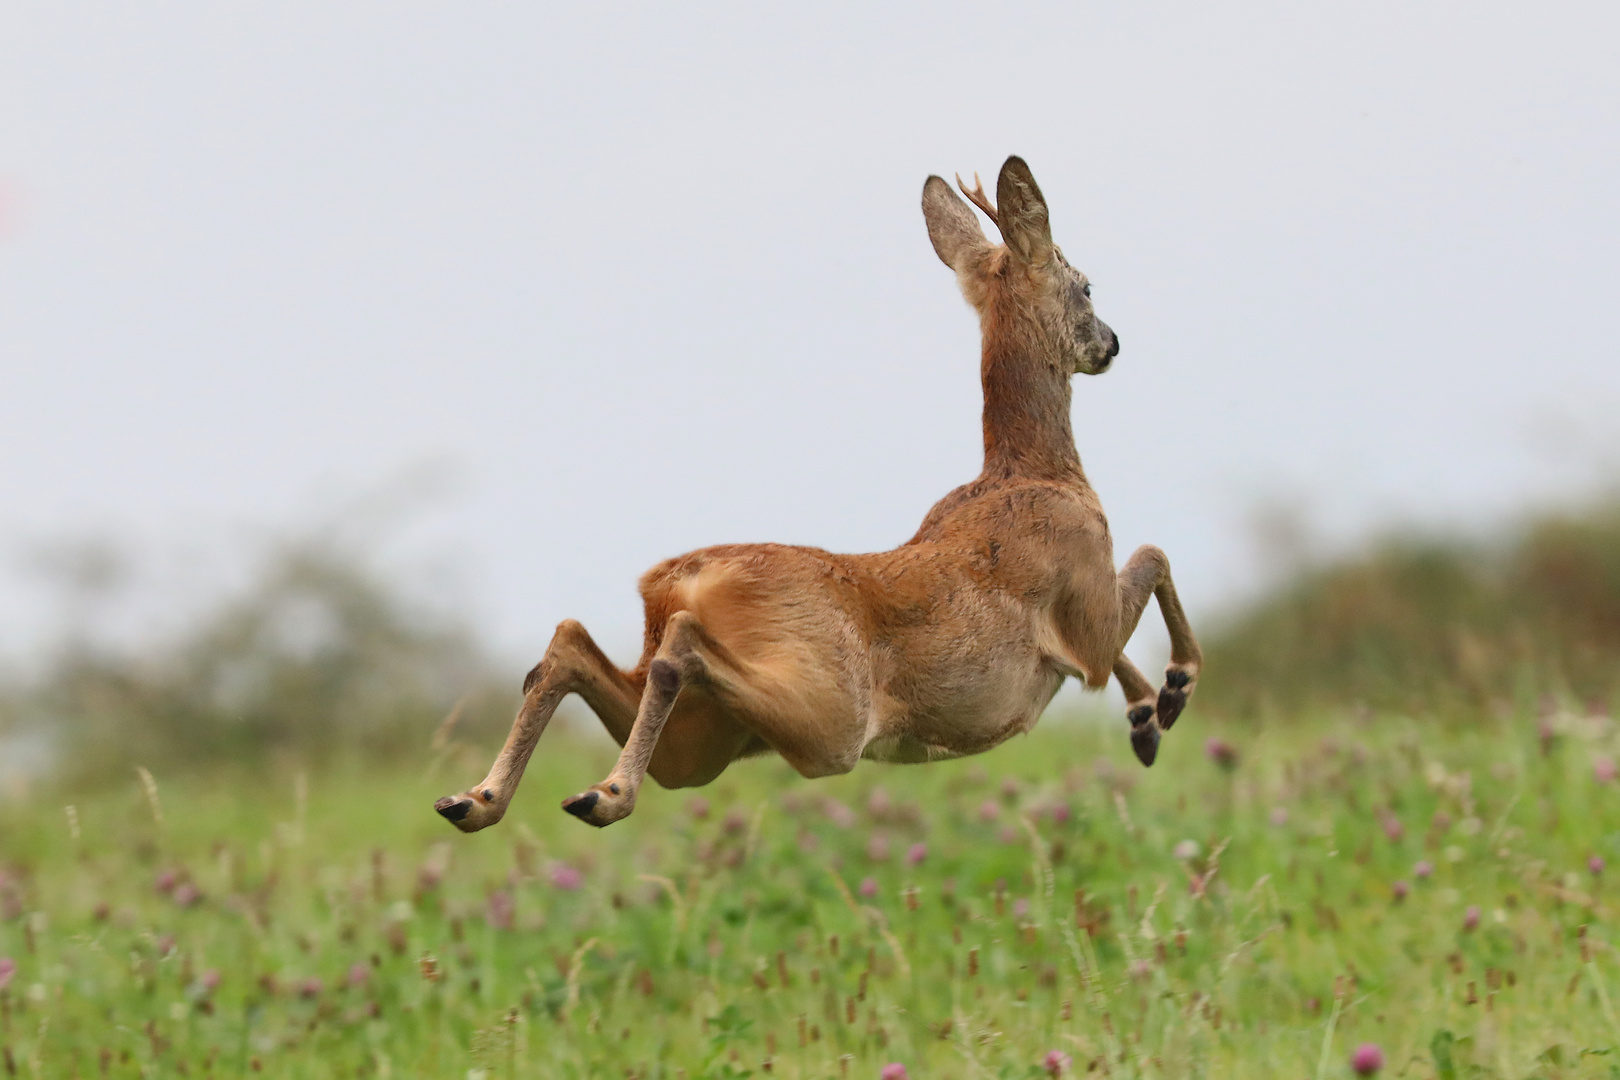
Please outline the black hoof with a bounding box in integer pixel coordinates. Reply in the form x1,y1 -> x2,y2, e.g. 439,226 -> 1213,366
1130,722 -> 1160,767
561,790 -> 600,821
1157,686 -> 1188,730
434,796 -> 471,822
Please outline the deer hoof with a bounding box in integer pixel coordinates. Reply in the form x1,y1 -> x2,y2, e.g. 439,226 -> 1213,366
1130,721 -> 1161,767
561,789 -> 605,825
1157,687 -> 1187,730
1157,665 -> 1198,730
434,796 -> 472,822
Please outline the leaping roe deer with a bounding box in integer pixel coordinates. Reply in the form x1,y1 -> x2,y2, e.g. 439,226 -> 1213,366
435,156 -> 1201,832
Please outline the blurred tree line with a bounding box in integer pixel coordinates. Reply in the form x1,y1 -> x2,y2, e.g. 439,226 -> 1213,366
1202,500 -> 1620,718
0,529 -> 517,783
8,496 -> 1620,783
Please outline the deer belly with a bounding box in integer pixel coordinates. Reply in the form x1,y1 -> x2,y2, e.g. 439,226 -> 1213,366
869,664 -> 1064,760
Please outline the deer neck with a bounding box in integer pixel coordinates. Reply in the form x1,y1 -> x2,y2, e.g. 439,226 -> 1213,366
979,306 -> 1083,481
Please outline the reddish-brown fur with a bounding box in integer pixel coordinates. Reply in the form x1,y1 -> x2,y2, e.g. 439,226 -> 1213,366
434,156 -> 1201,831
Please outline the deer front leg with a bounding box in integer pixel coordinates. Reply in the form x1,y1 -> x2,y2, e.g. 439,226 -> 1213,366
1116,544 -> 1203,744
1114,653 -> 1162,767
433,619 -> 641,833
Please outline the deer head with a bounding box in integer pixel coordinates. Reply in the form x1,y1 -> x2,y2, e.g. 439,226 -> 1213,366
922,156 -> 1120,376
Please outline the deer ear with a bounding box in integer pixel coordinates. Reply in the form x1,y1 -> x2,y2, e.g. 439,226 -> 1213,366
995,156 -> 1053,266
922,175 -> 989,273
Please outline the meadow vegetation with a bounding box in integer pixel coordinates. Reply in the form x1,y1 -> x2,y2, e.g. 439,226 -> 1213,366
8,500 -> 1620,1077
5,708 -> 1620,1078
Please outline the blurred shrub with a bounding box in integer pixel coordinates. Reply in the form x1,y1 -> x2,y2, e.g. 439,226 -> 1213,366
3,533 -> 513,781
1203,501 -> 1620,718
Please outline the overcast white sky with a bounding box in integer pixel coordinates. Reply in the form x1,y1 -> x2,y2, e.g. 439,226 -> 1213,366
1,2 -> 1617,670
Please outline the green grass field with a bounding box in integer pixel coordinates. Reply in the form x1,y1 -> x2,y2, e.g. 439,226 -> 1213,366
4,708 -> 1620,1079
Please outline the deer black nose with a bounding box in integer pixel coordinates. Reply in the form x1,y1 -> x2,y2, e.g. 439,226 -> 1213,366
1107,332 -> 1120,358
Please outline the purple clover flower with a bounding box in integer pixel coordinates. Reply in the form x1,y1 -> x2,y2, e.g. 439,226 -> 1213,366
1350,1042 -> 1384,1075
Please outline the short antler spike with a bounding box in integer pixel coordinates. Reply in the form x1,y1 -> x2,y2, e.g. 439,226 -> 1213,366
955,171 -> 999,226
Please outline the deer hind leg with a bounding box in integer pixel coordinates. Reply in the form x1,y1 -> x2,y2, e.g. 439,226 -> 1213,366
433,619 -> 641,833
559,607 -> 851,826
1115,545 -> 1204,763
559,609 -> 750,828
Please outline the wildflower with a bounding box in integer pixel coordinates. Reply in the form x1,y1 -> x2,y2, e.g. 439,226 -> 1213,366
1350,1042 -> 1384,1075
1204,738 -> 1239,770
154,869 -> 178,895
1013,898 -> 1030,919
1538,716 -> 1557,755
1596,756 -> 1618,784
979,799 -> 1000,823
1379,811 -> 1404,842
485,890 -> 514,931
905,843 -> 928,867
687,797 -> 711,820
868,788 -> 893,818
998,825 -> 1022,845
549,864 -> 582,891
1043,1049 -> 1073,1076
880,1065 -> 908,1080
824,799 -> 857,829
0,957 -> 14,991
859,877 -> 879,899
172,883 -> 202,908
1463,905 -> 1481,931
200,969 -> 221,992
1127,958 -> 1153,981
1269,807 -> 1289,827
299,977 -> 323,998
156,935 -> 176,957
416,863 -> 443,891
1000,777 -> 1020,802
1591,855 -> 1606,877
347,963 -> 369,988
1392,880 -> 1409,902
722,808 -> 749,834
1413,860 -> 1434,879
1049,802 -> 1071,825
867,834 -> 891,862
1173,839 -> 1200,860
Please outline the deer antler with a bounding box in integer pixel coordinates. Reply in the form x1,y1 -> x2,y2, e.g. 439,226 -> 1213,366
955,172 -> 998,226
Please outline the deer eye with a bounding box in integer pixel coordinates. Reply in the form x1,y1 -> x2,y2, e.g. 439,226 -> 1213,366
1082,284 -> 1092,298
